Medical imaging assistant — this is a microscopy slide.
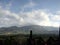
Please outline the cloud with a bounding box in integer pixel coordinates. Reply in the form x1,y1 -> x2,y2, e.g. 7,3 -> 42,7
0,8 -> 21,27
0,9 -> 20,20
0,0 -> 59,28
49,11 -> 60,22
20,0 -> 36,12
54,11 -> 60,21
23,1 -> 36,8
5,2 -> 12,10
0,6 -> 59,27
52,15 -> 60,21
19,9 -> 59,27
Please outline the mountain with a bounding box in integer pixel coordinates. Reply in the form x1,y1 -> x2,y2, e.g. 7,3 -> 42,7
0,25 -> 59,35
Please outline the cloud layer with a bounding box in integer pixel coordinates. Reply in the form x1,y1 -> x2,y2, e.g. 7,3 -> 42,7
0,7 -> 59,27
0,0 -> 60,27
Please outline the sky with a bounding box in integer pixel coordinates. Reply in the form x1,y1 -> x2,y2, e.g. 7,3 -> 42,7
0,0 -> 60,27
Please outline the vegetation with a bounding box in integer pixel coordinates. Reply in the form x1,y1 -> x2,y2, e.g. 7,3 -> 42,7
0,32 -> 59,45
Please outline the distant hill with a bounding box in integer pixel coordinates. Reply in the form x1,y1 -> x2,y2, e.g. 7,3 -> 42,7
0,25 -> 59,35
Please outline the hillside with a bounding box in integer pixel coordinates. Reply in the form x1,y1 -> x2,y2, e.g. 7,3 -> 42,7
0,25 -> 59,35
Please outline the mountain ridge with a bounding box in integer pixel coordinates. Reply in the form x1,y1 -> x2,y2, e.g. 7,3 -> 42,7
0,25 -> 59,35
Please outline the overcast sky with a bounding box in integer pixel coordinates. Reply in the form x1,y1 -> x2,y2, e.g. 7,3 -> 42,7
0,0 -> 60,27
